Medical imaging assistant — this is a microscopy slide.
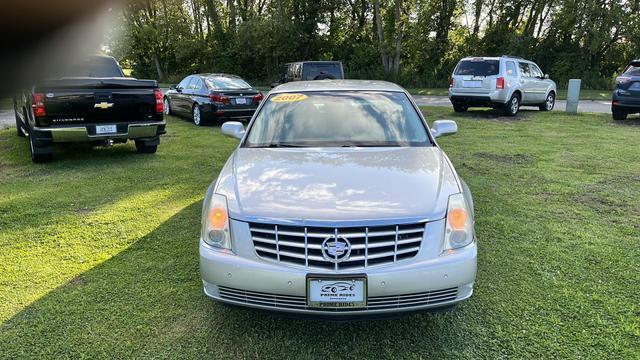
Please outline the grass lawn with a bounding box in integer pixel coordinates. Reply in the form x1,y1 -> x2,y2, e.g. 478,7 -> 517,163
407,88 -> 612,101
0,109 -> 638,358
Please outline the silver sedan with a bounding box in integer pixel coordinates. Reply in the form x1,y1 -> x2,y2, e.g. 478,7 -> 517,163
199,80 -> 477,318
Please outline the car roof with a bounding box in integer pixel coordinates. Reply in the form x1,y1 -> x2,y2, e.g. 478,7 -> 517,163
460,56 -> 530,62
198,73 -> 243,78
270,80 -> 405,93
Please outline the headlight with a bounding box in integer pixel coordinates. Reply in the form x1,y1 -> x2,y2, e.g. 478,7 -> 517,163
443,193 -> 474,251
201,193 -> 232,251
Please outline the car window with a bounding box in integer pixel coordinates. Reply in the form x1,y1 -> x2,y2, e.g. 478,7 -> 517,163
190,77 -> 203,90
454,60 -> 499,76
55,56 -> 124,78
205,76 -> 251,89
623,63 -> 640,76
303,63 -> 342,80
530,64 -> 543,78
506,61 -> 517,76
178,76 -> 192,89
518,62 -> 531,77
244,91 -> 431,147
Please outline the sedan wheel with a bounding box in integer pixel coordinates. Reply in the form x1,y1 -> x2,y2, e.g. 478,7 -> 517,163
163,98 -> 171,115
540,92 -> 555,111
192,104 -> 201,126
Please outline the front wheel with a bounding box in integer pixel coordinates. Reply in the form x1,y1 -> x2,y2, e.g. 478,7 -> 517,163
192,104 -> 202,126
612,109 -> 627,120
539,92 -> 555,111
504,94 -> 520,116
453,104 -> 468,113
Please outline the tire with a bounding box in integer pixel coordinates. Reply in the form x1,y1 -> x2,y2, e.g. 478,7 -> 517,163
612,109 -> 627,120
15,108 -> 25,137
192,104 -> 202,126
504,93 -> 520,116
453,104 -> 468,113
29,133 -> 53,163
163,97 -> 172,115
135,140 -> 158,154
539,92 -> 555,111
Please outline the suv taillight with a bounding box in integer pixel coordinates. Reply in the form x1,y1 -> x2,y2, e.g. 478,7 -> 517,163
253,92 -> 264,102
496,77 -> 505,89
449,78 -> 454,88
210,94 -> 230,105
154,89 -> 163,113
32,93 -> 46,117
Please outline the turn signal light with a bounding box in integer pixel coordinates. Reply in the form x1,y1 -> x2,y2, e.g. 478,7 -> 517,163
32,93 -> 46,117
447,208 -> 468,230
208,207 -> 228,230
496,77 -> 505,89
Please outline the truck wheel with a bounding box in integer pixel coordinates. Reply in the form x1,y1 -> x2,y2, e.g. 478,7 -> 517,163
29,133 -> 53,163
504,94 -> 520,116
539,92 -> 555,111
453,105 -> 468,113
15,108 -> 25,137
612,110 -> 627,120
135,140 -> 158,154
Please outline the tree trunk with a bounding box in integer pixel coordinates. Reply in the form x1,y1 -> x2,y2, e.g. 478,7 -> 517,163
373,0 -> 389,74
228,0 -> 237,33
153,52 -> 166,82
391,0 -> 403,77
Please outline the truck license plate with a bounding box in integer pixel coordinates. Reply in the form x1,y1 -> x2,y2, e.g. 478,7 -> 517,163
96,125 -> 117,134
307,276 -> 366,308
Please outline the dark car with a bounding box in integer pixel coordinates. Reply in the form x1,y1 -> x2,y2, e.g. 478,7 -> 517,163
163,74 -> 263,126
14,55 -> 166,163
612,60 -> 640,120
271,61 -> 344,87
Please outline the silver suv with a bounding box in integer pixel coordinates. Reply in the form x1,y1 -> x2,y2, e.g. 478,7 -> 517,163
449,56 -> 557,116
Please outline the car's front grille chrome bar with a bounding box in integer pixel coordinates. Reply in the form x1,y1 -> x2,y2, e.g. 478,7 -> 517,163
250,222 -> 425,270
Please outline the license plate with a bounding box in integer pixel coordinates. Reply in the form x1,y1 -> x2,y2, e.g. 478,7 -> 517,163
307,276 -> 367,308
235,97 -> 247,105
462,80 -> 482,88
95,125 -> 117,134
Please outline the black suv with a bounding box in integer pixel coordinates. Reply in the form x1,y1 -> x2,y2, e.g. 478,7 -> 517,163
612,60 -> 640,120
271,61 -> 344,87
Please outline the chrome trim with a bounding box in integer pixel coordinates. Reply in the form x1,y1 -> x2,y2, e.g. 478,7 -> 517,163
34,121 -> 165,142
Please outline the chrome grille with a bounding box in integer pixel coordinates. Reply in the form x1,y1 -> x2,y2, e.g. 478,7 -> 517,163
249,222 -> 425,270
218,286 -> 458,311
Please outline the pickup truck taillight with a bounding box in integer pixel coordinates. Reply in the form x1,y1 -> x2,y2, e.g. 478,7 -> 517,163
496,77 -> 505,89
210,94 -> 230,105
32,93 -> 46,117
154,89 -> 163,113
253,92 -> 264,102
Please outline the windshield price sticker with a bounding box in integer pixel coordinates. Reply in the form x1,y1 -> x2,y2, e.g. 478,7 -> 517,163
271,93 -> 308,103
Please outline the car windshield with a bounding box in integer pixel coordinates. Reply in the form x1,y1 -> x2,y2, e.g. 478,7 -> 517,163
623,64 -> 640,76
205,76 -> 251,89
243,91 -> 431,147
455,60 -> 500,76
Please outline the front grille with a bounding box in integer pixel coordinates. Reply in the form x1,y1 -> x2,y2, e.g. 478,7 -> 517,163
218,286 -> 458,311
249,222 -> 425,270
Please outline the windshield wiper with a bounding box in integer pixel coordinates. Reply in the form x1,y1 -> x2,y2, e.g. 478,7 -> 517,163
251,143 -> 308,148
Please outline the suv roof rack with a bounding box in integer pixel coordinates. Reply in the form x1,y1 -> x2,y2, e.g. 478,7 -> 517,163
501,55 -> 523,59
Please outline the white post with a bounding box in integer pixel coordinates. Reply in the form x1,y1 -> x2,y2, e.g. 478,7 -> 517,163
566,79 -> 581,114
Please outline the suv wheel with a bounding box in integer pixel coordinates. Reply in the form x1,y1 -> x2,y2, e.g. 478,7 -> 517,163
453,104 -> 468,113
192,104 -> 202,126
29,133 -> 53,163
612,110 -> 627,121
539,92 -> 555,111
504,94 -> 520,116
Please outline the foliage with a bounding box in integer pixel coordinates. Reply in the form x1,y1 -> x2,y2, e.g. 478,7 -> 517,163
110,0 -> 639,89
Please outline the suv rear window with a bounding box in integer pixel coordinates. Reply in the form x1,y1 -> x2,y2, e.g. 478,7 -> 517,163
303,64 -> 343,80
454,60 -> 499,76
623,63 -> 640,76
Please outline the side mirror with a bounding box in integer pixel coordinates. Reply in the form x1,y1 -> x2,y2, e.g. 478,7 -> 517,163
169,84 -> 176,90
544,74 -> 549,79
221,121 -> 245,140
175,86 -> 183,93
431,120 -> 457,138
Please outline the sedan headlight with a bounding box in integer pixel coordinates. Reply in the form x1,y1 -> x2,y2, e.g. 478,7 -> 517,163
443,193 -> 474,251
202,193 -> 232,251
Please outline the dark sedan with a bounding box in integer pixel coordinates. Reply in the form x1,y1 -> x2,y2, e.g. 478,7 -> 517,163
612,60 -> 640,120
164,74 -> 263,125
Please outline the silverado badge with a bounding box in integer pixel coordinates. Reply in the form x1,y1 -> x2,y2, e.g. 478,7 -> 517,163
94,102 -> 114,109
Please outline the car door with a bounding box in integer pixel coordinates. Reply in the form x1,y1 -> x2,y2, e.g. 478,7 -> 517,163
529,64 -> 547,103
173,76 -> 192,114
517,62 -> 536,105
187,76 -> 204,111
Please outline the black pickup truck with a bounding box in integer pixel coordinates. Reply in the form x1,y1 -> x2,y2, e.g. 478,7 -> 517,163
14,55 -> 166,163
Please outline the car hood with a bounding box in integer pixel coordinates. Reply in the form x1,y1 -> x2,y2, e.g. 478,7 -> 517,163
215,147 -> 460,223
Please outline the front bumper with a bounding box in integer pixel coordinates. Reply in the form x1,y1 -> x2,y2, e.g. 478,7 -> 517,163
32,121 -> 166,143
200,219 -> 477,317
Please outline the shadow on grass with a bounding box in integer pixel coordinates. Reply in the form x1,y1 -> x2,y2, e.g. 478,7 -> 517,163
0,202 -> 477,358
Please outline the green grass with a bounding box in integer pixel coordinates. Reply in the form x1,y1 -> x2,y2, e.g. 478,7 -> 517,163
407,88 -> 612,101
0,109 -> 638,358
